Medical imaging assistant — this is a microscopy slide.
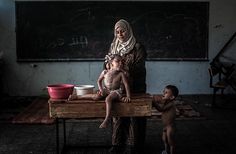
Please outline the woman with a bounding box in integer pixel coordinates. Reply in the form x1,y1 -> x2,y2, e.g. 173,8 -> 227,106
105,19 -> 147,153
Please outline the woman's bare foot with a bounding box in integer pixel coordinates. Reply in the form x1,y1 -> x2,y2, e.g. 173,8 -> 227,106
99,120 -> 108,128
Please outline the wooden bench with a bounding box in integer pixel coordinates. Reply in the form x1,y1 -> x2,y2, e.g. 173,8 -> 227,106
49,93 -> 152,118
48,93 -> 152,154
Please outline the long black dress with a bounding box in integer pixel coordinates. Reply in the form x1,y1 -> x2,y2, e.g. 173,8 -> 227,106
110,42 -> 147,149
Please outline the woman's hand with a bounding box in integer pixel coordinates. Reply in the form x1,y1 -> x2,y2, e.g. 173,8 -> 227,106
122,97 -> 131,103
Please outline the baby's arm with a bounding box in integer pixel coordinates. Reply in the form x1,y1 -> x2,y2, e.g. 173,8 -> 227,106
152,95 -> 163,111
120,68 -> 129,77
152,95 -> 174,111
97,70 -> 105,96
121,73 -> 131,103
161,101 -> 175,111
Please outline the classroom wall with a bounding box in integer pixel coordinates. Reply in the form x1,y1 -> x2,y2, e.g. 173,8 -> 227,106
0,0 -> 236,96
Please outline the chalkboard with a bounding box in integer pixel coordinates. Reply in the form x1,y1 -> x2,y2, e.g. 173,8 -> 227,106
15,1 -> 209,61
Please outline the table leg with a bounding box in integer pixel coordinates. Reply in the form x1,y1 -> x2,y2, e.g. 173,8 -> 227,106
63,119 -> 66,146
56,118 -> 60,154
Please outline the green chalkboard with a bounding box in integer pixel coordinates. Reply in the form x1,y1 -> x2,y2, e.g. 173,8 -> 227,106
16,1 -> 209,61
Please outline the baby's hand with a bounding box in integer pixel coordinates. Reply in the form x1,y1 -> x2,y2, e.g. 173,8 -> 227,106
176,108 -> 180,116
97,90 -> 104,96
152,95 -> 162,103
122,97 -> 131,103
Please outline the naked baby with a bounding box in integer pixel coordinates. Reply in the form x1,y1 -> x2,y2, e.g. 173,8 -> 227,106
152,85 -> 179,154
68,54 -> 131,128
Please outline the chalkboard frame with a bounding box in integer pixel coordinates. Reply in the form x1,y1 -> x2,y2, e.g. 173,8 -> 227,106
15,1 -> 209,62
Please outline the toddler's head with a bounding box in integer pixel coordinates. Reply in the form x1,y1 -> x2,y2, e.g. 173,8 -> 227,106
109,54 -> 123,70
162,85 -> 179,101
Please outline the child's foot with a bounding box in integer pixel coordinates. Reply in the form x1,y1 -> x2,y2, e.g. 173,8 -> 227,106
161,150 -> 168,154
99,120 -> 108,128
68,94 -> 77,101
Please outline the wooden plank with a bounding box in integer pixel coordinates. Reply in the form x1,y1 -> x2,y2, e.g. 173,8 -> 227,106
49,94 -> 152,118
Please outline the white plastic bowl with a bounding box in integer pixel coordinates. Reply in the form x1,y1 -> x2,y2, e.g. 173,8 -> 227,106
74,85 -> 95,95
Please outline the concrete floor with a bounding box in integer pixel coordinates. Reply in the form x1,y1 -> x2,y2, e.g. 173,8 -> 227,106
0,95 -> 236,154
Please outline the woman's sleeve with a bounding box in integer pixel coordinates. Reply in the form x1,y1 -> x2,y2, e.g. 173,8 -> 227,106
104,46 -> 113,69
131,43 -> 147,93
133,43 -> 147,67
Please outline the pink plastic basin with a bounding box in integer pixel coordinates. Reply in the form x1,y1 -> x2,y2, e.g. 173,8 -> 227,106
47,84 -> 74,99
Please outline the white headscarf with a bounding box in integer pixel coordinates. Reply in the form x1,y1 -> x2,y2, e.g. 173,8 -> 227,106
110,19 -> 136,56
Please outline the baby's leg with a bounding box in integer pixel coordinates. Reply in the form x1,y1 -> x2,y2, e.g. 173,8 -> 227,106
68,94 -> 102,101
166,125 -> 176,154
99,92 -> 119,128
162,128 -> 168,152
